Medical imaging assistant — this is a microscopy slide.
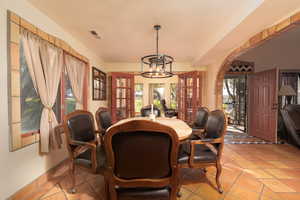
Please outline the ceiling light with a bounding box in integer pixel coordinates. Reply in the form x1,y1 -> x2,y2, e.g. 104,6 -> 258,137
140,25 -> 174,78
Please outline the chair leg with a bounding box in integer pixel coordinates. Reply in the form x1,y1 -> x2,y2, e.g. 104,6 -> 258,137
177,184 -> 182,198
177,169 -> 183,197
216,161 -> 223,193
104,179 -> 110,200
69,162 -> 77,194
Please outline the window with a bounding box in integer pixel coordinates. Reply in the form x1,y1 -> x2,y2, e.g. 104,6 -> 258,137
92,67 -> 106,100
20,42 -> 43,134
8,11 -> 88,151
135,83 -> 143,113
149,83 -> 165,110
170,83 -> 178,109
64,70 -> 76,114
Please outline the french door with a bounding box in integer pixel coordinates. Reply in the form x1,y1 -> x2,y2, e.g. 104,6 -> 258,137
249,68 -> 279,142
178,71 -> 205,124
110,72 -> 135,123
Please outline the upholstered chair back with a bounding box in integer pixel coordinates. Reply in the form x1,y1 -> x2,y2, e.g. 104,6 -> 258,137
112,131 -> 171,179
205,110 -> 226,139
193,107 -> 209,129
104,120 -> 179,200
66,111 -> 95,142
141,105 -> 161,117
161,99 -> 168,111
96,107 -> 112,131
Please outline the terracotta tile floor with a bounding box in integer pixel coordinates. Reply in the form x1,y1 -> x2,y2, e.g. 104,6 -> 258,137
38,144 -> 300,200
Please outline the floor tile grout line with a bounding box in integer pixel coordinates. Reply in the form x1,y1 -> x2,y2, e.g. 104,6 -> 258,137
258,185 -> 265,200
38,185 -> 63,200
220,169 -> 244,200
86,178 -> 103,199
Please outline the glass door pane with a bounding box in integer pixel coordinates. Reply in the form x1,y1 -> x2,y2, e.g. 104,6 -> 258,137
111,73 -> 134,122
149,83 -> 165,110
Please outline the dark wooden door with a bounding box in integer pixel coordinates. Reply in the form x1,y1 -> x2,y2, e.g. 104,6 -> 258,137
111,72 -> 134,123
249,68 -> 279,142
178,71 -> 204,124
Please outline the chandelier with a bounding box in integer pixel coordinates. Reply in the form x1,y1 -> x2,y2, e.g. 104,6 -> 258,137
141,25 -> 174,78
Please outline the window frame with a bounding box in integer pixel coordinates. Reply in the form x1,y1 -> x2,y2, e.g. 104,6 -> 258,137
8,11 -> 89,151
92,67 -> 106,101
170,83 -> 178,109
134,83 -> 144,115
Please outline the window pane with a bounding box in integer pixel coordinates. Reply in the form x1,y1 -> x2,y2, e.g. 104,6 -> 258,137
64,70 -> 76,114
170,83 -> 177,109
20,43 -> 43,133
135,83 -> 143,113
149,83 -> 165,110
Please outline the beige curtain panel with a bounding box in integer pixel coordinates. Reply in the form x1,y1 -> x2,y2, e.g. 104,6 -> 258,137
65,54 -> 86,109
21,29 -> 63,153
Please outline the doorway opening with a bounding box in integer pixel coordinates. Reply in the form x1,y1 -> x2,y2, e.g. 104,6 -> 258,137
223,74 -> 248,135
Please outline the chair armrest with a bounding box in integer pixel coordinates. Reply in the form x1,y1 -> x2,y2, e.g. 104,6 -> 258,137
71,140 -> 97,149
70,140 -> 97,159
189,138 -> 222,165
192,129 -> 205,138
71,140 -> 99,172
95,130 -> 105,136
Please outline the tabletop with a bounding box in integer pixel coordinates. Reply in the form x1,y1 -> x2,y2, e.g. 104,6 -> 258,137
108,117 -> 192,140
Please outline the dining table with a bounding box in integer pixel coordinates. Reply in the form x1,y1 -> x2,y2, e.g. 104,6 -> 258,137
107,117 -> 193,140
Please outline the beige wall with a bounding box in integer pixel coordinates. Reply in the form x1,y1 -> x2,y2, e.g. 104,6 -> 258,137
103,62 -> 196,72
0,0 -> 104,198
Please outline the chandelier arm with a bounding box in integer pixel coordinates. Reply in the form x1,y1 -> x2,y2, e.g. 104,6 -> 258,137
156,27 -> 159,55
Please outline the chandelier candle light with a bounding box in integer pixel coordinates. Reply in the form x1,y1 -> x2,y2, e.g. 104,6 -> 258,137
141,25 -> 174,78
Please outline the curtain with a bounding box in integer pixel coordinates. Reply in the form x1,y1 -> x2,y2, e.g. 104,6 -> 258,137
21,29 -> 63,153
65,54 -> 86,109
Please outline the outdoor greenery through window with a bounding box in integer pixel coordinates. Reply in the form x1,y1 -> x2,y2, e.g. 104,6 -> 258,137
149,83 -> 165,110
135,83 -> 143,113
20,42 -> 43,133
170,83 -> 177,109
64,70 -> 76,114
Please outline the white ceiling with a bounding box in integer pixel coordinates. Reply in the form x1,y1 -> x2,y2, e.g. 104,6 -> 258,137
28,0 -> 263,64
238,24 -> 300,71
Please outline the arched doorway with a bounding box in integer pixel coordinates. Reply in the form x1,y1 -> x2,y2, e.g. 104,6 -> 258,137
215,11 -> 300,108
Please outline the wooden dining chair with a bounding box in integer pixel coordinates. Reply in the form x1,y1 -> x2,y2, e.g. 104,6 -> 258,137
161,99 -> 178,118
140,105 -> 161,117
62,110 -> 107,194
178,110 -> 227,193
179,107 -> 210,159
104,120 -> 180,200
190,106 -> 210,138
95,107 -> 112,144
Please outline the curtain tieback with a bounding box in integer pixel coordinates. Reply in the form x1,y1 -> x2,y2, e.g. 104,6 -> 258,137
45,106 -> 53,123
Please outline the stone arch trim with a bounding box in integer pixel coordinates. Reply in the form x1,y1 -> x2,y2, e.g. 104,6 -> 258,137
215,11 -> 300,109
